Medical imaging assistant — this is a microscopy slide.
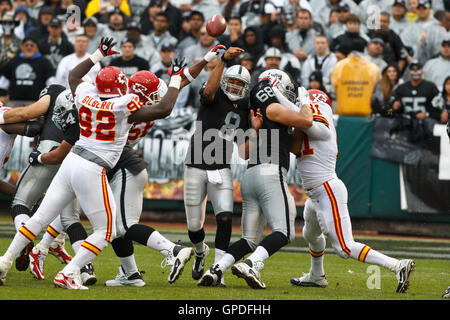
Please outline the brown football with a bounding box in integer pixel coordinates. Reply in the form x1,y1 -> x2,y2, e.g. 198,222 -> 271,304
206,14 -> 227,37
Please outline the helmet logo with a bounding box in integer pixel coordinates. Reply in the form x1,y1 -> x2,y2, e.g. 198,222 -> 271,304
132,82 -> 147,94
311,92 -> 328,103
117,72 -> 127,85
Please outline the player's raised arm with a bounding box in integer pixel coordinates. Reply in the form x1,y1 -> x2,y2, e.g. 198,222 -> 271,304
68,37 -> 119,95
128,57 -> 186,123
202,47 -> 244,102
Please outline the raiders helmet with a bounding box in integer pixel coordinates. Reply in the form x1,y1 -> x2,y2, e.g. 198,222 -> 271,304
258,69 -> 296,103
220,65 -> 251,101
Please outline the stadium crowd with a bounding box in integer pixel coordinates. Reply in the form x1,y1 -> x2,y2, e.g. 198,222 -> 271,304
0,0 -> 449,124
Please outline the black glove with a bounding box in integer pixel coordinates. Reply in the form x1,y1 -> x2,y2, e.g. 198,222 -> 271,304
98,37 -> 119,57
29,151 -> 42,166
169,56 -> 187,77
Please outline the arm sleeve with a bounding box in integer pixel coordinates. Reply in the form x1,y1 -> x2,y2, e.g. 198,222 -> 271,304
302,118 -> 331,140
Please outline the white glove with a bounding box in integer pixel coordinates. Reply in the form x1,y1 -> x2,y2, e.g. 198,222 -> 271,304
297,86 -> 311,106
203,44 -> 226,62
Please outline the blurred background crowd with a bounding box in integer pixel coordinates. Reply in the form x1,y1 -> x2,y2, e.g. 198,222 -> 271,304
0,0 -> 448,127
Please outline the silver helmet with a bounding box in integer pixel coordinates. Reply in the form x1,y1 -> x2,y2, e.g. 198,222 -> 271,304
52,89 -> 74,130
220,65 -> 251,101
258,69 -> 296,103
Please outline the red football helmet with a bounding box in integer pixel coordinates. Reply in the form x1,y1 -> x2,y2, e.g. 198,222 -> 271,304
96,66 -> 128,98
128,71 -> 160,104
308,89 -> 331,108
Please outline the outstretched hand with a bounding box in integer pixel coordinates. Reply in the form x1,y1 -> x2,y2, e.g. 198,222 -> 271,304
98,37 -> 119,57
169,56 -> 187,77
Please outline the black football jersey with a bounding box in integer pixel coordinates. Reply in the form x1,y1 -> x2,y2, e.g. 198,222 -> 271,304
38,84 -> 67,143
392,80 -> 442,121
185,85 -> 250,170
247,79 -> 292,171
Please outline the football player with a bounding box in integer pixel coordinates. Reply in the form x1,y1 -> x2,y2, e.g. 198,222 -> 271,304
0,87 -> 82,279
183,46 -> 254,286
199,69 -> 313,289
0,37 -> 187,289
289,89 -> 415,293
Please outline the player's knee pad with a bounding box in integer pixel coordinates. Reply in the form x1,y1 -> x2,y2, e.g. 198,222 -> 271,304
188,228 -> 205,245
10,204 -> 30,220
227,238 -> 253,261
111,237 -> 134,257
124,224 -> 155,246
215,211 -> 232,251
258,231 -> 288,256
65,222 -> 88,244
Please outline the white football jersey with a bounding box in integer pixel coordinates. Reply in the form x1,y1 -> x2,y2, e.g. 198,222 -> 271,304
74,82 -> 143,168
295,100 -> 338,189
127,78 -> 167,147
0,106 -> 16,168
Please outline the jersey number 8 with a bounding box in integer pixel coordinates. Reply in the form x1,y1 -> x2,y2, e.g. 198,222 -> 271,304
79,105 -> 116,141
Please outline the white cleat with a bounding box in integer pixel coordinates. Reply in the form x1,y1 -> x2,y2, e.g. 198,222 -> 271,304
395,259 -> 415,293
161,245 -> 194,284
48,239 -> 72,264
198,264 -> 223,287
231,259 -> 266,289
192,243 -> 210,280
290,273 -> 328,288
29,247 -> 47,280
54,271 -> 88,290
0,255 -> 13,286
105,266 -> 145,287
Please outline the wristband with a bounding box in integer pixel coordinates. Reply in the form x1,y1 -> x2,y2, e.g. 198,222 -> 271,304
183,68 -> 195,83
37,154 -> 43,164
89,49 -> 104,64
169,75 -> 182,89
0,112 -> 4,124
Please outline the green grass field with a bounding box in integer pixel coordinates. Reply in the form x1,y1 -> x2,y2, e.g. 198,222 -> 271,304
0,223 -> 448,301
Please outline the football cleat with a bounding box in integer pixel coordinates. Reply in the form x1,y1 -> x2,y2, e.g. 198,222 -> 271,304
15,242 -> 33,271
0,254 -> 13,285
80,263 -> 97,286
231,259 -> 266,289
54,271 -> 88,290
192,243 -> 210,280
198,264 -> 223,287
29,247 -> 47,280
290,273 -> 328,288
105,266 -> 146,287
161,245 -> 194,284
49,240 -> 72,264
395,259 -> 415,293
443,286 -> 450,299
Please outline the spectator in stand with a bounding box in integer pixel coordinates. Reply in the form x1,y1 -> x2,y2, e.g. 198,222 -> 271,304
28,5 -> 54,42
217,16 -> 245,50
250,47 -> 294,89
301,34 -> 337,90
327,1 -> 351,41
414,10 -> 450,66
369,11 -> 409,73
390,0 -> 409,36
286,8 -> 320,64
330,13 -> 368,53
147,12 -> 177,51
85,0 -> 131,24
334,42 -> 351,61
440,76 -> 450,115
406,0 -> 418,23
24,0 -> 44,20
357,0 -> 393,23
183,25 -> 218,64
241,25 -> 265,63
0,0 -> 12,18
330,41 -> 381,116
53,34 -> 101,86
104,8 -> 126,45
156,0 -> 182,38
423,39 -> 450,92
308,71 -> 329,97
237,0 -> 263,29
125,20 -> 160,66
175,10 -> 204,57
38,17 -> 74,69
128,0 -> 149,24
14,5 -> 35,38
0,12 -> 21,69
391,60 -> 446,127
140,0 -> 162,36
315,0 -> 359,31
151,42 -> 175,85
256,25 -> 301,84
365,37 -> 388,72
372,63 -> 404,113
0,37 -> 54,100
83,16 -> 107,53
236,51 -> 254,74
191,0 -> 221,21
400,0 -> 437,56
108,37 -> 149,78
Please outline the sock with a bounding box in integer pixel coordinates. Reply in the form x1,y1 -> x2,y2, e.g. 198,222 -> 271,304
118,254 -> 139,275
214,248 -> 225,265
217,253 -> 235,273
356,245 -> 399,272
13,214 -> 30,232
308,233 -> 326,276
7,217 -> 44,257
66,222 -> 88,255
248,246 -> 269,263
62,246 -> 96,274
147,230 -> 175,256
71,240 -> 83,254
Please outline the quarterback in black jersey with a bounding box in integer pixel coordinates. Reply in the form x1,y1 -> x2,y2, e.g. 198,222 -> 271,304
183,46 -> 254,286
199,69 -> 314,289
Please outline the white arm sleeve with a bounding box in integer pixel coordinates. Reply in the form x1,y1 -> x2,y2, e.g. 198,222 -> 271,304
302,121 -> 331,141
272,86 -> 299,112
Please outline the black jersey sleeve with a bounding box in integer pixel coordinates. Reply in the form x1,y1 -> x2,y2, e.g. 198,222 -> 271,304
39,84 -> 66,100
249,80 -> 279,117
60,109 -> 80,146
199,82 -> 214,107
